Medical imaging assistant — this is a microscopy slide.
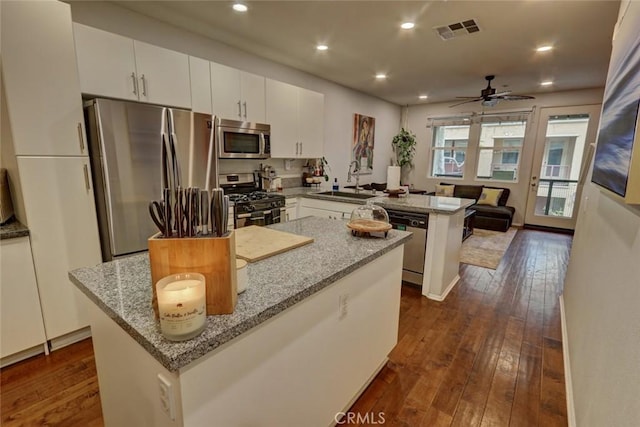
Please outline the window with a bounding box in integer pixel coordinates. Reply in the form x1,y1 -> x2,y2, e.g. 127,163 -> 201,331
476,120 -> 527,182
428,112 -> 530,181
431,124 -> 469,178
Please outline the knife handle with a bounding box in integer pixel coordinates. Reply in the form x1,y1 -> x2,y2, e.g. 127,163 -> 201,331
201,190 -> 209,235
163,188 -> 172,237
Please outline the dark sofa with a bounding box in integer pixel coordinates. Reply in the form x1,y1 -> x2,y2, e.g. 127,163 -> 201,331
432,182 -> 515,232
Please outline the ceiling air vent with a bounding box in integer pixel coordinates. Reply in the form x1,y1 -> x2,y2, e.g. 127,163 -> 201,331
434,19 -> 480,41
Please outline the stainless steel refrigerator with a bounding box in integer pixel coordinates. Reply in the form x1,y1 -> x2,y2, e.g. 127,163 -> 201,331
85,98 -> 217,261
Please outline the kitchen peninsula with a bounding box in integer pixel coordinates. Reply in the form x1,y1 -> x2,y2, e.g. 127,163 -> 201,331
70,216 -> 411,427
298,190 -> 475,301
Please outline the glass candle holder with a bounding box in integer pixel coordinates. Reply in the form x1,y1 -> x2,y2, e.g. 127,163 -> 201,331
156,272 -> 206,341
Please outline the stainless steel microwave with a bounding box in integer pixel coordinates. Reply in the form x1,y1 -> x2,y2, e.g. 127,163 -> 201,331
216,117 -> 271,159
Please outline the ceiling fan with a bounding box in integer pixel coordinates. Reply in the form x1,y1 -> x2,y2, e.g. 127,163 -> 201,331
450,75 -> 535,107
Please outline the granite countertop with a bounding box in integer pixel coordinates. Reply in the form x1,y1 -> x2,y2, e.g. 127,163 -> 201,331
0,219 -> 29,240
69,216 -> 412,372
295,188 -> 475,215
374,194 -> 476,215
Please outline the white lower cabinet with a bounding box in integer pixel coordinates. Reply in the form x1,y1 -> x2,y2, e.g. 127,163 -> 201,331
284,198 -> 298,222
0,236 -> 47,363
17,156 -> 102,343
298,198 -> 359,220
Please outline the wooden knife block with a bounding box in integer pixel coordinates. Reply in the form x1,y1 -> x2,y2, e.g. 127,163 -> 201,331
148,231 -> 238,317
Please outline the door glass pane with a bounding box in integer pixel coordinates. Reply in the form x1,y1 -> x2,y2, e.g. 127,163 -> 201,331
535,114 -> 589,218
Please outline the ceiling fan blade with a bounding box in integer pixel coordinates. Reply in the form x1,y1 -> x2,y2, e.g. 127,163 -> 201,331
488,90 -> 512,98
449,99 -> 482,108
455,96 -> 484,99
498,94 -> 536,100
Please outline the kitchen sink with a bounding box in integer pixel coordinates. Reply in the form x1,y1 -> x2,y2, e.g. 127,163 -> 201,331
316,191 -> 376,200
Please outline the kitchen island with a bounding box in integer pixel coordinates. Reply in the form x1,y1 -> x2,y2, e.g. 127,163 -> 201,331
70,216 -> 411,427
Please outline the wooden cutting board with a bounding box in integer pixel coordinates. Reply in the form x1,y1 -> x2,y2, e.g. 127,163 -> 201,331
234,225 -> 314,262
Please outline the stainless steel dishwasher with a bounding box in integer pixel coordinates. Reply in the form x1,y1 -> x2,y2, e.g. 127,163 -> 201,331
387,209 -> 427,286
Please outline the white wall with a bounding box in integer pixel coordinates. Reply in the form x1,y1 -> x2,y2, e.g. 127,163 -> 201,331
563,1 -> 640,425
67,1 -> 402,187
405,88 -> 604,226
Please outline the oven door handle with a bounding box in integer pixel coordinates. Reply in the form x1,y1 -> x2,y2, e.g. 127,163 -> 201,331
237,213 -> 252,219
249,216 -> 265,221
263,209 -> 271,215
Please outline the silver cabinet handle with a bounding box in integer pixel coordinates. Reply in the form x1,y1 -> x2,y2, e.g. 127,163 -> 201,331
140,74 -> 147,96
83,164 -> 91,192
131,72 -> 138,95
243,101 -> 247,118
237,101 -> 242,117
299,142 -> 302,156
296,142 -> 299,155
77,122 -> 85,153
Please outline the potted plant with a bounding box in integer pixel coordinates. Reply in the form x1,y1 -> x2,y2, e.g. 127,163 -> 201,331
390,128 -> 417,187
391,128 -> 417,168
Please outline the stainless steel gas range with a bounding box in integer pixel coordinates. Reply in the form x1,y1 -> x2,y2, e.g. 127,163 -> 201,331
219,173 -> 286,228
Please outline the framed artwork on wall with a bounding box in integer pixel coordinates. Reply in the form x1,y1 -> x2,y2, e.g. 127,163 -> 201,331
591,12 -> 640,205
352,113 -> 375,175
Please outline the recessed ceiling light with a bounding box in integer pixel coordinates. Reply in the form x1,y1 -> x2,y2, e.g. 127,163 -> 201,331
232,3 -> 248,12
536,45 -> 553,52
401,22 -> 415,30
541,80 -> 554,86
375,73 -> 387,79
316,44 -> 328,51
419,95 -> 428,100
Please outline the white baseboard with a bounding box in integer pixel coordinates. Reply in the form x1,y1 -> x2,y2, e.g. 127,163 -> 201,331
49,326 -> 92,351
0,343 -> 47,368
427,275 -> 460,302
559,295 -> 576,427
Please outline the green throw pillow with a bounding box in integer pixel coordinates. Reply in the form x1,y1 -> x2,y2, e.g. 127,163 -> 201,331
477,188 -> 504,207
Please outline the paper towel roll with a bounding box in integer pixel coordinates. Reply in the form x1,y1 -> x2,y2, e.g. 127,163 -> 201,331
387,166 -> 401,190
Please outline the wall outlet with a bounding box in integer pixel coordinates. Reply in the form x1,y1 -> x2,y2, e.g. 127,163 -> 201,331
339,294 -> 349,320
157,373 -> 176,421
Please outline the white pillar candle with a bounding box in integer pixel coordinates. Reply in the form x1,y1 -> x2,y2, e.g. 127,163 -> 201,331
156,273 -> 206,341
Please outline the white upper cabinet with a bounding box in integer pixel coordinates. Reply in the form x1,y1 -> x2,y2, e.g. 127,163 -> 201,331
297,88 -> 325,159
266,79 -> 325,159
134,41 -> 191,108
73,23 -> 139,102
2,1 -> 87,156
189,56 -> 213,114
73,23 -> 191,109
211,62 -> 266,123
266,80 -> 299,158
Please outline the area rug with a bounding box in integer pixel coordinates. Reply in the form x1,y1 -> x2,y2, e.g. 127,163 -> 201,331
460,227 -> 518,269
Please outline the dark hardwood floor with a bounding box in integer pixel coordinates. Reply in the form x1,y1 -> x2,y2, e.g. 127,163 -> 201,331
0,229 -> 570,426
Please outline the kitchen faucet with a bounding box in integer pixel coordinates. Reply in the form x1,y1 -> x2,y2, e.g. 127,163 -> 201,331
347,160 -> 361,193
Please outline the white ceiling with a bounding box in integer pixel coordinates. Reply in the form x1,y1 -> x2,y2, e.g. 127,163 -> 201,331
114,1 -> 620,106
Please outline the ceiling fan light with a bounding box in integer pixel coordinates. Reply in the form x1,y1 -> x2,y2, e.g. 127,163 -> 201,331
419,95 -> 428,100
375,73 -> 387,80
401,22 -> 415,30
536,45 -> 553,52
316,44 -> 328,51
481,98 -> 499,107
540,80 -> 554,86
232,3 -> 248,12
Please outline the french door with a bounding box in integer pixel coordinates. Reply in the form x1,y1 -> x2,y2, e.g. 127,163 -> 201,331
524,105 -> 601,230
